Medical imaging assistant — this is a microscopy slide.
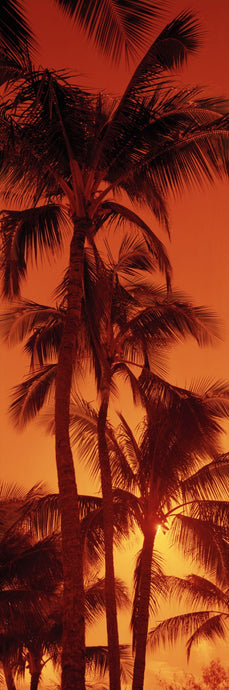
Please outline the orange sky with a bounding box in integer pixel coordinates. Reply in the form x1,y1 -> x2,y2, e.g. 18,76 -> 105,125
0,1 -> 229,686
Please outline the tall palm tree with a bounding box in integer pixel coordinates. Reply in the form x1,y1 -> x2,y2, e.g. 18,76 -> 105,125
1,13 -> 229,688
148,572 -> 229,663
1,237 -> 221,689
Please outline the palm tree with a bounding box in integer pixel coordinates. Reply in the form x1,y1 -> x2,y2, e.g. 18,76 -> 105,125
1,236 -> 221,689
1,13 -> 229,688
0,483 -> 62,690
69,381 -> 229,689
117,388 -> 229,690
148,573 -> 229,663
0,482 -> 130,690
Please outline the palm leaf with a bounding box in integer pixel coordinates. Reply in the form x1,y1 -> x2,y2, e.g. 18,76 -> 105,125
166,575 -> 229,611
170,514 -> 229,586
148,610 -> 219,651
186,614 -> 229,660
0,299 -> 64,346
9,364 -> 56,428
55,0 -> 163,64
101,200 -> 171,280
0,1 -> 34,58
0,205 -> 67,297
180,453 -> 229,501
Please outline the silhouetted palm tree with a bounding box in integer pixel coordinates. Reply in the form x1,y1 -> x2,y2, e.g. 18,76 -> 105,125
1,13 -> 229,688
1,237 -> 221,688
148,572 -> 229,662
116,385 -> 229,690
0,482 -> 130,690
69,382 -> 229,689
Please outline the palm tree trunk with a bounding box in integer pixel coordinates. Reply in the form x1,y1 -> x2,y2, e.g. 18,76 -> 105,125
97,388 -> 121,690
55,221 -> 87,690
27,649 -> 42,690
132,525 -> 156,690
2,662 -> 16,690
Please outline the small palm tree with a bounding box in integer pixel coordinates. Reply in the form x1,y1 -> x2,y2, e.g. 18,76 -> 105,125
1,13 -> 229,688
0,482 -> 130,690
148,573 -> 229,663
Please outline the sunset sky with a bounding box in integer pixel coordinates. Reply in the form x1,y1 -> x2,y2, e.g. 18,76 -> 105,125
0,0 -> 229,686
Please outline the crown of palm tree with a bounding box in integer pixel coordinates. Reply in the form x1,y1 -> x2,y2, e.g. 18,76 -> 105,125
1,13 -> 229,300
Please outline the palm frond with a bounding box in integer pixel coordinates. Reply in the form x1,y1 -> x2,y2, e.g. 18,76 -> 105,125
100,200 -> 171,282
0,205 -> 68,298
0,1 -> 34,58
189,500 -> 229,532
186,614 -> 229,660
180,453 -> 229,501
55,0 -> 163,64
9,364 -> 56,428
0,299 -> 64,346
124,11 -> 200,94
166,575 -> 229,611
170,514 -> 229,586
148,610 -> 217,652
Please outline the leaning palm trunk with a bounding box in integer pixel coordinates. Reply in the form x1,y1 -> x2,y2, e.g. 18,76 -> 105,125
97,384 -> 121,690
2,662 -> 16,690
55,223 -> 86,690
132,523 -> 156,690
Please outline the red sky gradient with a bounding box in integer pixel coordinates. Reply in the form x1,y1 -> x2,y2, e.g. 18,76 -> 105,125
0,1 -> 229,686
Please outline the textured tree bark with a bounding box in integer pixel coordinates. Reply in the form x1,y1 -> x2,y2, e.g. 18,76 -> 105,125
132,525 -> 156,690
98,388 -> 121,690
2,663 -> 16,690
55,221 -> 87,690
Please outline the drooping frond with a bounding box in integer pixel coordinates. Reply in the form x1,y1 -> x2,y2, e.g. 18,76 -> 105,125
186,613 -> 229,660
166,575 -> 229,611
55,0 -> 164,64
0,299 -> 63,367
180,453 -> 229,501
170,514 -> 229,586
0,1 -> 34,59
148,610 -> 219,652
189,500 -> 229,532
9,364 -> 56,428
100,200 -> 171,282
0,205 -> 67,298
